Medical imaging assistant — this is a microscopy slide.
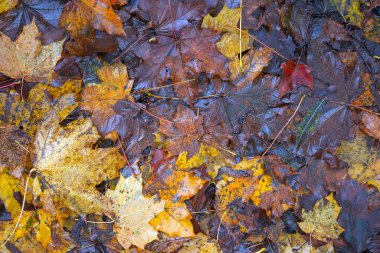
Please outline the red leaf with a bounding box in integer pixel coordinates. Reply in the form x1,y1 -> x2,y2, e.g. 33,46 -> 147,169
278,61 -> 313,97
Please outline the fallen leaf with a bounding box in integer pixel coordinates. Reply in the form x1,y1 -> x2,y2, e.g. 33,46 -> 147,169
0,167 -> 23,218
144,150 -> 207,202
158,105 -> 204,158
352,73 -> 376,107
177,233 -> 222,253
364,16 -> 380,43
278,61 -> 313,97
331,0 -> 364,27
59,0 -> 125,37
0,0 -> 63,40
149,201 -> 194,237
257,184 -> 294,218
0,0 -> 18,13
33,111 -> 125,214
358,111 -> 380,139
0,20 -> 64,82
0,80 -> 81,137
106,174 -> 166,249
298,193 -> 345,241
0,122 -> 30,169
202,5 -> 250,59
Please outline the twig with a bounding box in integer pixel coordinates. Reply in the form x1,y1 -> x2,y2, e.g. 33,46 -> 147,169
126,97 -> 174,124
261,95 -> 306,157
217,209 -> 229,242
131,79 -> 195,94
329,100 -> 380,116
238,29 -> 291,62
1,169 -> 36,248
117,135 -> 137,176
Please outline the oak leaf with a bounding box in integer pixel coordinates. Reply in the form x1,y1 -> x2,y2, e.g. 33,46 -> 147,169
106,175 -> 166,249
33,111 -> 125,214
59,0 -> 126,37
298,193 -> 345,241
278,61 -> 313,97
0,20 -> 64,82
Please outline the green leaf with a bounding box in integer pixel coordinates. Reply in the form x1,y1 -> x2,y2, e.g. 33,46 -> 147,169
296,98 -> 327,149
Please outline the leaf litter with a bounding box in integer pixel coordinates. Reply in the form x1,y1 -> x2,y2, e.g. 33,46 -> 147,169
0,0 -> 379,252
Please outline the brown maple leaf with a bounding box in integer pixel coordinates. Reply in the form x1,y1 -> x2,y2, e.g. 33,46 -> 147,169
258,184 -> 295,218
158,105 -> 204,158
123,0 -> 229,102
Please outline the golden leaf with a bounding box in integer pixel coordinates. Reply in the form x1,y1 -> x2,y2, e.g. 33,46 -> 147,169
331,0 -> 363,27
0,20 -> 64,82
298,193 -> 345,241
106,175 -> 166,249
0,0 -> 18,13
0,168 -> 23,218
33,110 -> 125,214
177,233 -> 222,253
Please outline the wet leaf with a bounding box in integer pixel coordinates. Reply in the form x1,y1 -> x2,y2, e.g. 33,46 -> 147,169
0,167 -> 23,218
358,112 -> 380,139
331,0 -> 364,27
298,193 -> 345,241
278,61 -> 313,97
177,233 -> 222,253
0,0 -> 18,14
106,174 -> 166,249
33,111 -> 125,214
0,20 -> 64,82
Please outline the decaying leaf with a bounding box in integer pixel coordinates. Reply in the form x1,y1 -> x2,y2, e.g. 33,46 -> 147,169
0,20 -> 64,82
106,175 -> 166,249
33,111 -> 125,214
149,201 -> 194,237
298,193 -> 345,241
331,0 -> 364,27
177,233 -> 222,253
0,0 -> 18,13
257,184 -> 294,218
0,80 -> 81,136
358,112 -> 380,139
0,167 -> 23,218
276,231 -> 335,253
59,0 -> 125,37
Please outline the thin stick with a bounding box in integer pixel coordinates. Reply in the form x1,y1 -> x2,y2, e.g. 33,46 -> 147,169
329,100 -> 380,116
0,81 -> 21,89
1,169 -> 36,248
217,209 -> 229,242
117,135 -> 137,176
239,0 -> 243,71
126,97 -> 174,124
131,79 -> 195,94
261,95 -> 306,157
238,29 -> 291,62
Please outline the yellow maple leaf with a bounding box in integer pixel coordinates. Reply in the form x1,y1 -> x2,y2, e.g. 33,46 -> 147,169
298,193 -> 345,242
202,5 -> 250,60
33,110 -> 125,214
0,80 -> 81,137
337,136 -> 379,190
150,201 -> 194,237
106,175 -> 166,249
0,20 -> 64,82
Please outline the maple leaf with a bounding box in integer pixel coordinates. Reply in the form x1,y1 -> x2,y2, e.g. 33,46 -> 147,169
278,61 -> 313,97
59,0 -> 126,37
0,0 -> 62,40
125,0 -> 229,101
158,105 -> 204,158
0,20 -> 64,82
257,184 -> 295,218
0,123 -> 30,169
106,174 -> 166,249
149,201 -> 194,237
32,110 -> 125,214
0,80 -> 81,137
202,5 -> 250,60
298,193 -> 345,242
144,150 -> 207,202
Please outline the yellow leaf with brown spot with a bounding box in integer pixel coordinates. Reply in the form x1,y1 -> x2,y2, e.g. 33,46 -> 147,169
33,110 -> 125,214
0,0 -> 18,13
59,0 -> 125,37
0,80 -> 81,137
106,175 -> 166,249
0,20 -> 64,82
251,174 -> 273,205
202,5 -> 250,59
331,0 -> 363,27
150,202 -> 194,237
0,168 -> 23,218
298,193 -> 345,241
